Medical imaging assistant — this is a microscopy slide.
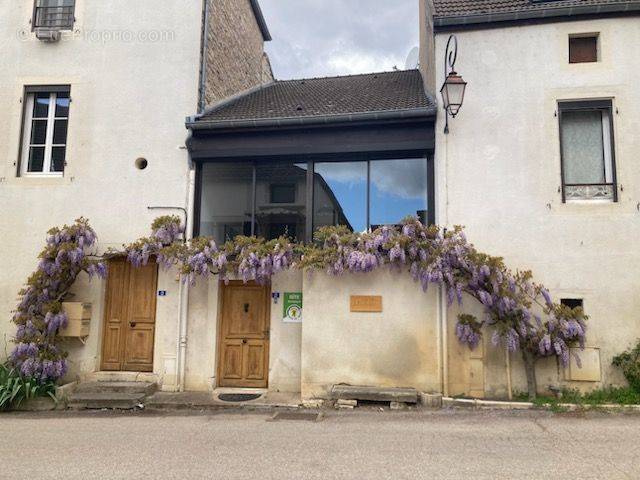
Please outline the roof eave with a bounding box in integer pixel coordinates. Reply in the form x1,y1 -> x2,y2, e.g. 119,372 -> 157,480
186,107 -> 437,131
250,0 -> 272,41
434,1 -> 640,29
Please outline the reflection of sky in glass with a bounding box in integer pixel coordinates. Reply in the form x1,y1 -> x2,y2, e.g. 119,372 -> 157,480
371,159 -> 427,226
314,159 -> 428,231
315,162 -> 367,232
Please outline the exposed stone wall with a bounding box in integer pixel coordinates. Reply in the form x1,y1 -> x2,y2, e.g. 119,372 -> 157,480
204,0 -> 273,107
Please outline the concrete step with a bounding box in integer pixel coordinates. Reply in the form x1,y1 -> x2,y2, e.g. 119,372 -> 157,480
74,381 -> 157,396
68,392 -> 147,410
331,385 -> 418,404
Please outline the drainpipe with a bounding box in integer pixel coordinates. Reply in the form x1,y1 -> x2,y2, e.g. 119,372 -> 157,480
438,114 -> 450,397
177,163 -> 196,392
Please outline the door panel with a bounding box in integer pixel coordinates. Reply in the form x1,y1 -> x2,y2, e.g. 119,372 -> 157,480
218,282 -> 270,388
101,259 -> 128,371
101,258 -> 158,372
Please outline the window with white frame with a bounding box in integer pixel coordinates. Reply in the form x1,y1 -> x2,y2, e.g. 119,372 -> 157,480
20,87 -> 70,176
559,100 -> 617,202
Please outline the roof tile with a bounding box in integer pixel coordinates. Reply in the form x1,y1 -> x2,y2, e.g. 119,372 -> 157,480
197,70 -> 434,124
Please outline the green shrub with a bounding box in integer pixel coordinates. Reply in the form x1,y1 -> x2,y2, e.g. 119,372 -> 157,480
0,364 -> 56,411
612,340 -> 640,393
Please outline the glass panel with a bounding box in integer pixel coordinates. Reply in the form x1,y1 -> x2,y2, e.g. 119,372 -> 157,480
55,94 -> 70,117
270,184 -> 296,204
33,94 -> 50,118
370,159 -> 428,228
313,162 -> 367,233
53,119 -> 68,145
255,164 -> 307,241
30,120 -> 48,145
51,147 -> 66,172
561,110 -> 606,185
28,147 -> 45,172
199,163 -> 254,244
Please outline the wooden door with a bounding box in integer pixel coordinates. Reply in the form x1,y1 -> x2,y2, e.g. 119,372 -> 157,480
218,282 -> 270,388
101,258 -> 158,372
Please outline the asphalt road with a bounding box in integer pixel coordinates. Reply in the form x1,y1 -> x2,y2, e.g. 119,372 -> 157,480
1,408 -> 639,479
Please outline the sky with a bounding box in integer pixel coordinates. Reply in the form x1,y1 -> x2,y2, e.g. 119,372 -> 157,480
259,0 -> 419,80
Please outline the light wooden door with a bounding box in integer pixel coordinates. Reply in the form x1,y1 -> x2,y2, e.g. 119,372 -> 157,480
101,258 -> 158,372
218,282 -> 270,388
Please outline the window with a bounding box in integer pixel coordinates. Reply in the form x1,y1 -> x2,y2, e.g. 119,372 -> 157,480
559,100 -> 617,202
561,298 -> 583,310
270,184 -> 296,204
20,87 -> 70,176
197,158 -> 432,242
569,34 -> 599,64
33,0 -> 75,30
313,158 -> 429,233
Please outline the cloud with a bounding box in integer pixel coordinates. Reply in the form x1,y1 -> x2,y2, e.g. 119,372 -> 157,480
315,159 -> 427,200
259,0 -> 419,79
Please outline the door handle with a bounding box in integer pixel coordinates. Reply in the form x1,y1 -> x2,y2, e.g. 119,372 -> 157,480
130,321 -> 137,328
242,339 -> 247,344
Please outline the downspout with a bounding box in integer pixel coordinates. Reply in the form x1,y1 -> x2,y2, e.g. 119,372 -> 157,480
176,0 -> 208,392
177,164 -> 195,392
439,108 -> 450,398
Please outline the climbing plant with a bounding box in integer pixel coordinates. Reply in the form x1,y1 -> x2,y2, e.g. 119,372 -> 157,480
125,216 -> 587,400
10,215 -> 587,401
9,218 -> 107,384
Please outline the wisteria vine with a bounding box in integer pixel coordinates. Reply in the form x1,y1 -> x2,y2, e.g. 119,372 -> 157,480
11,215 -> 587,398
9,218 -> 107,382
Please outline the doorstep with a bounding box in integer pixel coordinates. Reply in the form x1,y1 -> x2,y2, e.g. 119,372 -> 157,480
145,389 -> 301,411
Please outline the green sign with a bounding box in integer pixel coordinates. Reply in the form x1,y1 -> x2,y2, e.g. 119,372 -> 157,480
283,292 -> 303,323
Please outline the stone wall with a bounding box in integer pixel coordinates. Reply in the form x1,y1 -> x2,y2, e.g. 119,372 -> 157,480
204,0 -> 273,107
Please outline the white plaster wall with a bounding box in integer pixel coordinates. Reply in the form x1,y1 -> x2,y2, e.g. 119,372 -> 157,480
0,1 -> 202,377
434,18 -> 640,394
301,268 -> 440,400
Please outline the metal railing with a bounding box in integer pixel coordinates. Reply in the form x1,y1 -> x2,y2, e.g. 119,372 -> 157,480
563,183 -> 617,202
33,5 -> 75,30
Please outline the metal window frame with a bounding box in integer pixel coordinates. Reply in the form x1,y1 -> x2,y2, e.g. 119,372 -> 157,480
17,85 -> 71,177
557,99 -> 618,203
32,0 -> 76,31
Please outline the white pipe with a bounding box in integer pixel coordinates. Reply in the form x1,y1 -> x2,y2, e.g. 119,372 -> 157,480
177,166 -> 196,392
440,286 -> 449,397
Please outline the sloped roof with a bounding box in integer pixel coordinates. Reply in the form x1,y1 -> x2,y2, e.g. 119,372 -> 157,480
190,70 -> 435,128
433,0 -> 639,26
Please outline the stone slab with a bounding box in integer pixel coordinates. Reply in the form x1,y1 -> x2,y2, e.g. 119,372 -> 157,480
331,385 -> 418,404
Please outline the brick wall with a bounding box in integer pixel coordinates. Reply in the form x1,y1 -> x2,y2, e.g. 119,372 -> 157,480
204,0 -> 273,107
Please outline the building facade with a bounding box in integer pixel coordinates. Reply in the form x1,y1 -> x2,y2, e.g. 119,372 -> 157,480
0,0 -> 272,389
430,0 -> 640,396
3,0 -> 638,402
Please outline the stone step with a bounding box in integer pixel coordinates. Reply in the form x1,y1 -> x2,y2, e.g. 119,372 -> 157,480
67,392 -> 147,410
74,381 -> 156,396
331,385 -> 418,404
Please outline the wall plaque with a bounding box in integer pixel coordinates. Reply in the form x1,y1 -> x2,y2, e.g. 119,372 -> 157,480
350,295 -> 383,313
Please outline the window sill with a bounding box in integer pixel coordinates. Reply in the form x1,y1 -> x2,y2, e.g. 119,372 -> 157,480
8,175 -> 69,186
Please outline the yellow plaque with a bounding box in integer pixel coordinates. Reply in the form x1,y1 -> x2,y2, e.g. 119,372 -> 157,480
350,295 -> 383,313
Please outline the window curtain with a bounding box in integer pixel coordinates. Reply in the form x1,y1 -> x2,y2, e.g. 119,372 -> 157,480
561,110 -> 605,184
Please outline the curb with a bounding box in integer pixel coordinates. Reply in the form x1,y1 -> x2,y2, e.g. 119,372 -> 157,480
443,397 -> 640,412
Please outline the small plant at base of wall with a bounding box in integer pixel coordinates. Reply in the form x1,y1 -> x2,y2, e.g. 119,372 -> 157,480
612,340 -> 640,393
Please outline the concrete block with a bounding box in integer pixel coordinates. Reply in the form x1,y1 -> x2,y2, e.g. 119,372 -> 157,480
390,401 -> 406,410
419,392 -> 443,409
331,385 -> 418,404
336,399 -> 357,407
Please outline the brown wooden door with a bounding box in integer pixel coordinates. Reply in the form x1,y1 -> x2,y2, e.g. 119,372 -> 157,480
101,258 -> 158,372
218,281 -> 270,388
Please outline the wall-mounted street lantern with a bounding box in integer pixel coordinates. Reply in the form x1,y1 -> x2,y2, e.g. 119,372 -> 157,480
441,35 -> 467,134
